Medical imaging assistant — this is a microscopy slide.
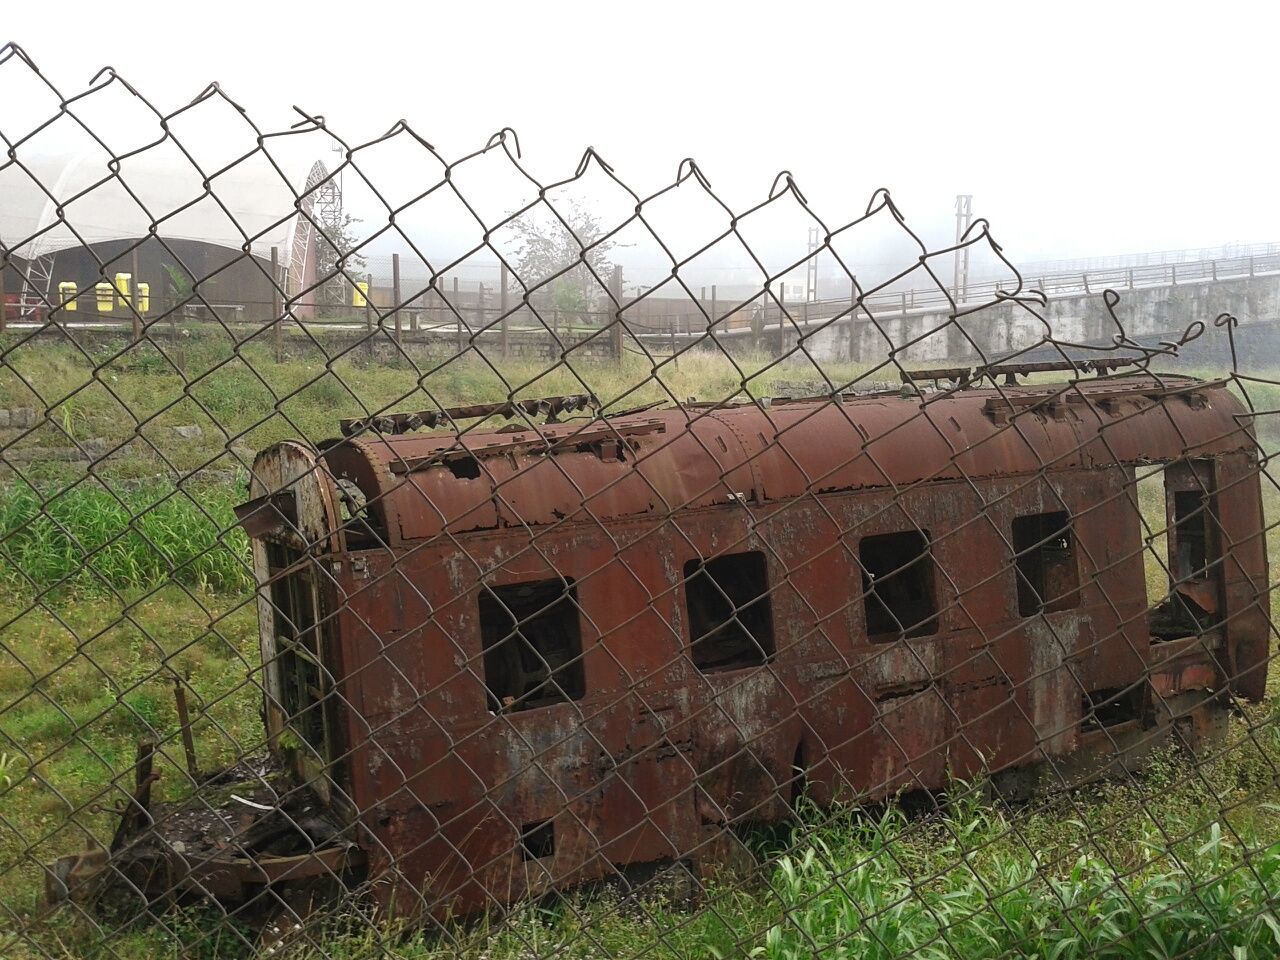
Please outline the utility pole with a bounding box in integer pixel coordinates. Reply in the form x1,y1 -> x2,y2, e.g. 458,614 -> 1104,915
500,262 -> 510,360
609,265 -> 623,362
392,253 -> 402,346
131,247 -> 141,342
271,246 -> 282,361
806,225 -> 820,302
953,194 -> 973,303
364,272 -> 374,359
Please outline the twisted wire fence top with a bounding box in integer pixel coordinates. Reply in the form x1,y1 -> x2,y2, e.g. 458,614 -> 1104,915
1,41 -> 1279,960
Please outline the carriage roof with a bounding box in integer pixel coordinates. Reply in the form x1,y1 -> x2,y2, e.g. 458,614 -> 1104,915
309,374 -> 1252,546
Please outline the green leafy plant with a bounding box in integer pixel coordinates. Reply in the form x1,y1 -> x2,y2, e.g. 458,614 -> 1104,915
0,480 -> 252,595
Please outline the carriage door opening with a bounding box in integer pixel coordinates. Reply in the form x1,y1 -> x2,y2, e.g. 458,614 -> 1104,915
265,542 -> 336,784
1135,461 -> 1222,642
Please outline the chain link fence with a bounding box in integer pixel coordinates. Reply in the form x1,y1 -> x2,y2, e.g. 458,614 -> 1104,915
2,42 -> 1280,959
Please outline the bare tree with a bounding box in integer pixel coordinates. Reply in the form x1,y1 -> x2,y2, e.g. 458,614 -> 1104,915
317,212 -> 368,313
506,202 -> 617,325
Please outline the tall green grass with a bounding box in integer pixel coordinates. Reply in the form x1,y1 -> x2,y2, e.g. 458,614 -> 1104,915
755,806 -> 1280,960
0,481 -> 252,594
274,770 -> 1280,960
92,775 -> 1274,960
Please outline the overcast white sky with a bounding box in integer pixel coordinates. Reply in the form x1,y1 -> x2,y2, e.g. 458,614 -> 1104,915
4,0 -> 1278,278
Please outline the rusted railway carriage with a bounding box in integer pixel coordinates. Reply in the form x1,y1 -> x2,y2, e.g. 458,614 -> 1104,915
47,369 -> 1263,921
225,369 -> 1271,919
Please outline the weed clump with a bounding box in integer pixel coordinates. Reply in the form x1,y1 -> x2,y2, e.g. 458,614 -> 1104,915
0,480 -> 251,595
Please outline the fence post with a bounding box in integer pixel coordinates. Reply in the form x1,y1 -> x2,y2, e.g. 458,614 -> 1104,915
454,276 -> 463,355
0,258 -> 6,334
364,272 -> 374,358
848,278 -> 858,362
710,284 -> 717,331
500,262 -> 510,360
131,247 -> 142,342
392,253 -> 402,346
778,280 -> 786,349
1171,264 -> 1177,286
433,276 -> 443,336
476,284 -> 486,353
750,291 -> 764,349
271,246 -> 282,362
610,266 -> 623,361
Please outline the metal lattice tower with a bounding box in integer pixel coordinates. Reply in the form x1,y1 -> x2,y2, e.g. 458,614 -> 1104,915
20,251 -> 56,320
313,152 -> 346,311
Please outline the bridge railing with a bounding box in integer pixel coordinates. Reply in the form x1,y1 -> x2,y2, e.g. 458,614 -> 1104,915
694,249 -> 1280,335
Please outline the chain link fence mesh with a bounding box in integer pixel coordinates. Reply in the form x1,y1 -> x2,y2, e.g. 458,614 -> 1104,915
2,42 -> 1280,959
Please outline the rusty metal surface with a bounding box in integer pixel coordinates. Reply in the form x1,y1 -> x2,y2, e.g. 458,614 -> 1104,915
230,374 -> 1271,919
902,356 -> 1144,384
340,393 -> 599,437
233,491 -> 299,540
322,376 -> 1252,546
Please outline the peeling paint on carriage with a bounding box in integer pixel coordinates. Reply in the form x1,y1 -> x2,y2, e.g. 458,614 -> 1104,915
222,373 -> 1273,919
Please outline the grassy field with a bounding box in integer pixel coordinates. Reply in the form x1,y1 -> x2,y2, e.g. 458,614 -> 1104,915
0,330 -> 873,489
1,329 -> 1279,958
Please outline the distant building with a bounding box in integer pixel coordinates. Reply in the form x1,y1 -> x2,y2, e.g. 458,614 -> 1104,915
0,151 -> 336,323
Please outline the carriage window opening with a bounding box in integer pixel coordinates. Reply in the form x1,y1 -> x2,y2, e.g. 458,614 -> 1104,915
1135,467 -> 1170,607
683,551 -> 775,671
1013,511 -> 1080,615
266,543 -> 326,751
1173,490 -> 1209,581
480,578 -> 585,711
860,530 -> 939,641
519,820 -> 555,861
1081,686 -> 1143,731
1137,463 -> 1221,642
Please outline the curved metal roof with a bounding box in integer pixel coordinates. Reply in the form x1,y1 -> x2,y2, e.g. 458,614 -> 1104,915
0,147 -> 326,262
315,375 -> 1253,547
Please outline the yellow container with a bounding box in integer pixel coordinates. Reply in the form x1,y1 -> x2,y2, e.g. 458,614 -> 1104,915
95,282 -> 114,313
136,282 -> 150,314
58,281 -> 77,312
353,281 -> 369,308
114,272 -> 131,307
